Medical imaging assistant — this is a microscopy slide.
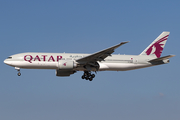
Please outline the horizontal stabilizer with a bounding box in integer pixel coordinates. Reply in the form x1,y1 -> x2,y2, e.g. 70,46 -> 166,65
148,55 -> 175,62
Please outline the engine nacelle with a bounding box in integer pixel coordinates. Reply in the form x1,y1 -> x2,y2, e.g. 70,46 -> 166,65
56,69 -> 76,76
58,60 -> 77,70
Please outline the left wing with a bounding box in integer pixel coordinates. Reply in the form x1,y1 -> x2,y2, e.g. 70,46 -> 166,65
76,42 -> 129,63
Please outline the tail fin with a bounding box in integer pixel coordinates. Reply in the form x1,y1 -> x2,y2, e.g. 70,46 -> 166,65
140,31 -> 170,58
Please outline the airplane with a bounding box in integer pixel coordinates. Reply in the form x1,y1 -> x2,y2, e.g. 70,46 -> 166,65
4,31 -> 175,81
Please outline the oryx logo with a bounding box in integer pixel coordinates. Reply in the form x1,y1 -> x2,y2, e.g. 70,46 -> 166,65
63,62 -> 67,66
146,35 -> 169,58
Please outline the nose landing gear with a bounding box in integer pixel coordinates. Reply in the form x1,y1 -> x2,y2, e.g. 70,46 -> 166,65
15,67 -> 21,76
17,71 -> 21,76
82,71 -> 95,81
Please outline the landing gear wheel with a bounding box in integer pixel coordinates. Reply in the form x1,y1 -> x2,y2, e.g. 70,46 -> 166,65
81,71 -> 96,81
91,74 -> 95,78
17,72 -> 21,76
89,77 -> 93,81
82,75 -> 85,79
15,67 -> 21,76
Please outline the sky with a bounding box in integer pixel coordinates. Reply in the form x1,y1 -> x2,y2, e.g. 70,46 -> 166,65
0,0 -> 179,120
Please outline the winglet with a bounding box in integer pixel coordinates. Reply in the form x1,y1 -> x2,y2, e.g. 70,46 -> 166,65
114,41 -> 129,50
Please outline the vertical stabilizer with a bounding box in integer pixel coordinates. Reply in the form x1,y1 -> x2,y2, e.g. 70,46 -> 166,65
140,31 -> 170,58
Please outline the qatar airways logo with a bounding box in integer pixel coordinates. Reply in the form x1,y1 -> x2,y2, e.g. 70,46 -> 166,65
24,55 -> 62,63
63,62 -> 67,66
146,35 -> 169,58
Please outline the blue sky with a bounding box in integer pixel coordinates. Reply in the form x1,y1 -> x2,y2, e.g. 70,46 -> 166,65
0,0 -> 179,120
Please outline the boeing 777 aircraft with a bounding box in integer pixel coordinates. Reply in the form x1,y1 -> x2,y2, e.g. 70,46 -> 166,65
4,32 -> 175,81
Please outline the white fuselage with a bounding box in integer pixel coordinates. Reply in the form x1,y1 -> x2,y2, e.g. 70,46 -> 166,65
3,32 -> 174,80
4,52 -> 165,71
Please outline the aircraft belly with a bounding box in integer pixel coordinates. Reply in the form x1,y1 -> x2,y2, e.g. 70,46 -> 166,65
11,61 -> 58,69
99,63 -> 152,71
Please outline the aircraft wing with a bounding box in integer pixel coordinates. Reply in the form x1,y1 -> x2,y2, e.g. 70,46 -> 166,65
76,41 -> 129,63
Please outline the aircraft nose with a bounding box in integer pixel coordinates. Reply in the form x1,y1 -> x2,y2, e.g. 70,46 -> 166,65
4,59 -> 12,65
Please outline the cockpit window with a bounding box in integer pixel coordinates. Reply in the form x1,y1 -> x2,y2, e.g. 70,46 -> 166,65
7,57 -> 12,59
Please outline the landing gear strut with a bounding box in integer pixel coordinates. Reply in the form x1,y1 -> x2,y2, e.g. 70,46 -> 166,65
15,67 -> 21,76
81,71 -> 95,81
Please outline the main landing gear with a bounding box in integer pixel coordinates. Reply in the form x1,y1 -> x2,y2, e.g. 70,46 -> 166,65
81,71 -> 95,81
15,67 -> 21,76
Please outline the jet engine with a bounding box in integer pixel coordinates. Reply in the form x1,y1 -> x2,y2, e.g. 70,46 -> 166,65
56,60 -> 77,76
56,69 -> 76,76
58,60 -> 77,70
